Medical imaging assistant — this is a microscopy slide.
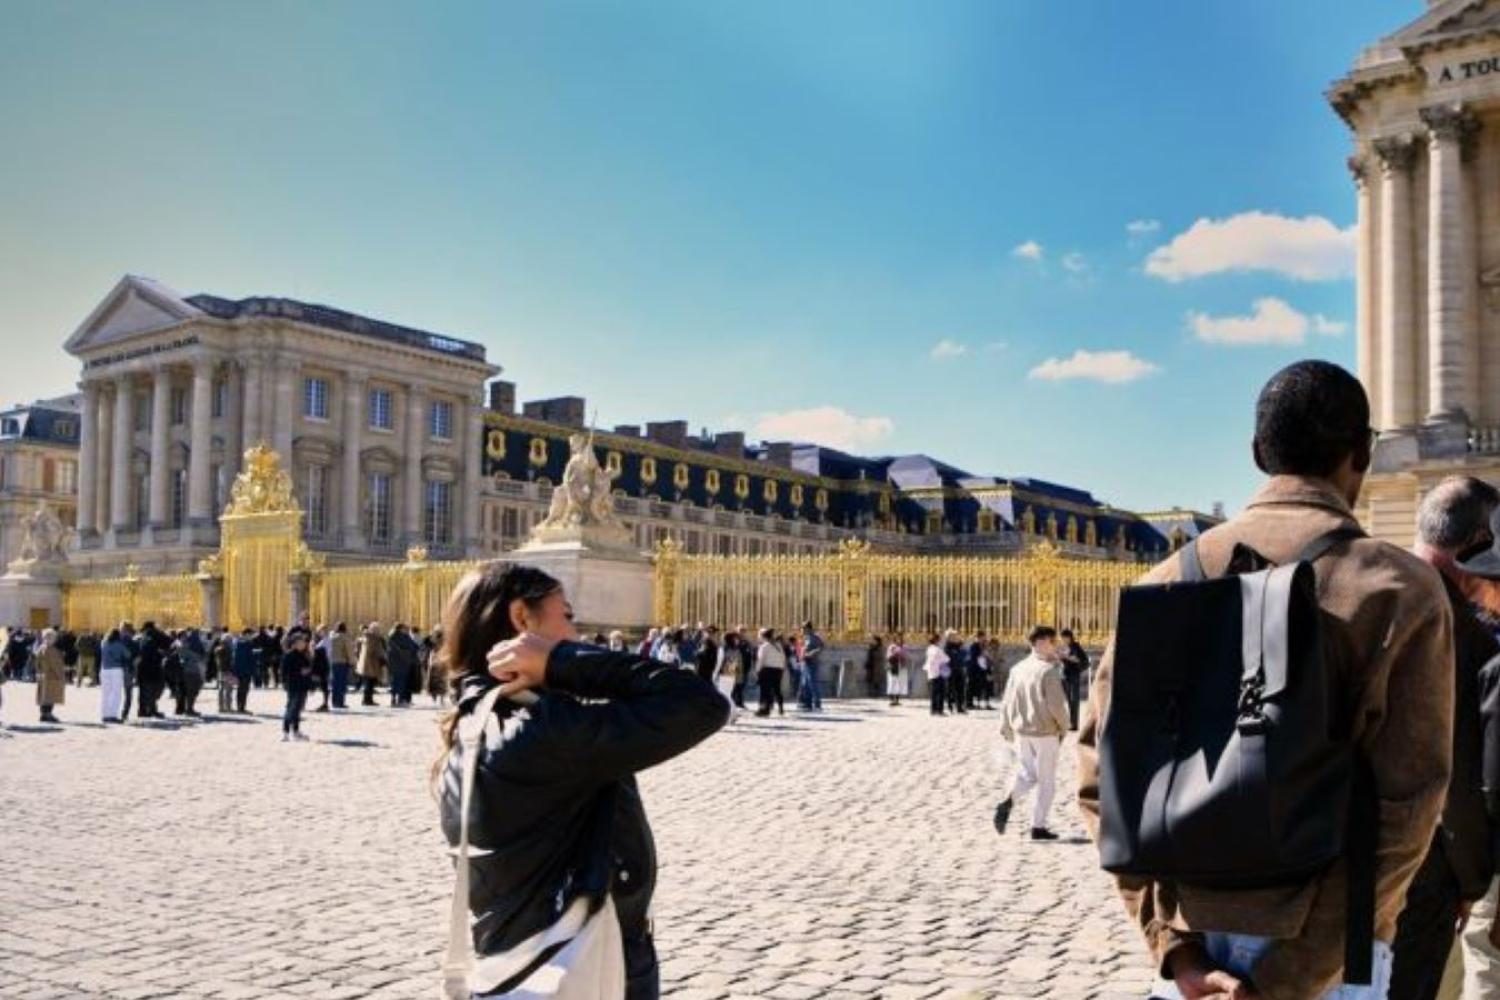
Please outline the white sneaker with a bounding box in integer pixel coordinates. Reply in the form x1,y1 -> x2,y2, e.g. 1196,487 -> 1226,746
281,733 -> 290,742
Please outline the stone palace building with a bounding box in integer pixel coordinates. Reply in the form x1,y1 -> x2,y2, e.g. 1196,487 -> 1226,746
1333,0 -> 1500,544
49,274 -> 1213,577
0,397 -> 82,569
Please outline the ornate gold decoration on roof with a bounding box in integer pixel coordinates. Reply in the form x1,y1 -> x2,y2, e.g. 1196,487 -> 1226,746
224,445 -> 298,516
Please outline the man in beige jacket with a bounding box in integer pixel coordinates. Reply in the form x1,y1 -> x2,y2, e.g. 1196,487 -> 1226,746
1077,361 -> 1453,1000
995,625 -> 1072,841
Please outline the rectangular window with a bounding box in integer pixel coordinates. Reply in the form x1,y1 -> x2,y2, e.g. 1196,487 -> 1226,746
170,386 -> 188,425
135,475 -> 149,532
0,418 -> 18,437
57,460 -> 77,496
171,468 -> 187,528
135,394 -> 150,432
368,472 -> 393,542
42,459 -> 55,493
211,463 -> 224,515
304,377 -> 330,420
430,399 -> 454,440
305,465 -> 328,535
369,388 -> 393,430
212,379 -> 227,419
425,480 -> 453,546
501,507 -> 519,541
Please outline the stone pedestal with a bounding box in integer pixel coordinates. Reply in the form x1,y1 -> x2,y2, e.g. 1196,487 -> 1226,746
501,539 -> 653,632
0,561 -> 68,629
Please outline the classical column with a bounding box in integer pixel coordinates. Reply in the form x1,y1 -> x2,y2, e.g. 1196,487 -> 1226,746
1374,135 -> 1420,433
110,375 -> 134,537
403,387 -> 426,545
77,381 -> 99,540
147,366 -> 172,533
461,396 -> 484,554
242,355 -> 264,448
95,381 -> 114,537
270,356 -> 296,460
187,356 -> 215,528
1350,154 -> 1380,410
224,362 -> 244,487
1421,105 -> 1479,424
341,371 -> 368,550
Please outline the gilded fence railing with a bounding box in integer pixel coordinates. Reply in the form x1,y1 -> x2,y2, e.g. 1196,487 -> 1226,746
654,538 -> 1144,646
308,551 -> 486,632
63,567 -> 205,633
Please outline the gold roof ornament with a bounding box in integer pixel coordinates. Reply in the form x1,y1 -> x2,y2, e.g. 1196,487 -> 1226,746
405,545 -> 430,565
225,445 -> 298,516
197,551 -> 224,579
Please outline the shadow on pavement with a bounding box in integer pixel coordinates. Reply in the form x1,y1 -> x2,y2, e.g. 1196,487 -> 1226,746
317,738 -> 385,749
3,724 -> 66,734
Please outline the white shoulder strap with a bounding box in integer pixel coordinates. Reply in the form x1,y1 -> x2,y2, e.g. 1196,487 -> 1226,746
442,686 -> 506,1000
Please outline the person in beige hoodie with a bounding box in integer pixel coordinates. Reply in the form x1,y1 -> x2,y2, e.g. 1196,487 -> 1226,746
994,625 -> 1071,840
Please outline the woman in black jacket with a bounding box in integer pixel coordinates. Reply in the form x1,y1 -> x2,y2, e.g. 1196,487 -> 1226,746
437,564 -> 728,999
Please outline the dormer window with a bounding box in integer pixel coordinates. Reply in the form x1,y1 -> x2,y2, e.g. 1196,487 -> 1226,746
0,418 -> 19,437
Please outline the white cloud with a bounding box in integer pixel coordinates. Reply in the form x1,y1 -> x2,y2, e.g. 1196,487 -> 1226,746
1187,297 -> 1349,346
1126,219 -> 1161,237
1028,349 -> 1160,384
929,338 -> 969,360
753,407 -> 895,451
1145,211 -> 1356,282
1061,251 -> 1088,274
1313,314 -> 1348,336
1012,240 -> 1044,261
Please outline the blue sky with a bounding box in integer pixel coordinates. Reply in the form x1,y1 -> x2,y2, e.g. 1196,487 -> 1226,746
0,1 -> 1418,513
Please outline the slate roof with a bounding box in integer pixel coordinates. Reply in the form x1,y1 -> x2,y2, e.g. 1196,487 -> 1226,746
185,293 -> 487,362
0,395 -> 82,447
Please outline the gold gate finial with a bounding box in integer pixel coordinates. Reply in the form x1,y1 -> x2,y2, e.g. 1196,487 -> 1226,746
224,445 -> 298,516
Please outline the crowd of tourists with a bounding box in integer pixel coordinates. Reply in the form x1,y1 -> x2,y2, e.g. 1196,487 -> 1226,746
0,616 -> 447,740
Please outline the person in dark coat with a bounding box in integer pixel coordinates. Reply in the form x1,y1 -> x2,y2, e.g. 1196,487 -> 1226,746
230,628 -> 259,714
438,564 -> 728,1000
1059,628 -> 1089,731
943,633 -> 968,715
693,626 -> 720,684
134,622 -> 168,719
386,624 -> 421,708
280,631 -> 313,741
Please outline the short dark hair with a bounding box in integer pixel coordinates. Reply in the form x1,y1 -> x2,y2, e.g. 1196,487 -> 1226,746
1254,361 -> 1370,478
1028,625 -> 1058,645
1418,476 -> 1500,550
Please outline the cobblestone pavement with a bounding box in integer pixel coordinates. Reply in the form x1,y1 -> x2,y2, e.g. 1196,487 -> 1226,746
0,683 -> 1152,999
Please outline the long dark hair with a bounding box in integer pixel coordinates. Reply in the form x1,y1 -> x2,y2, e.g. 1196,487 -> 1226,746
434,563 -> 563,766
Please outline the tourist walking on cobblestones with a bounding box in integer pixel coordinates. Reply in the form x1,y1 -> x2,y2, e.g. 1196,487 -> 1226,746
799,621 -> 825,712
923,634 -> 949,716
173,628 -> 207,717
755,627 -> 787,717
943,630 -> 967,714
993,626 -> 1069,841
34,628 -> 65,724
99,627 -> 130,723
134,621 -> 168,719
1058,629 -> 1088,731
1078,361 -> 1454,999
864,635 -> 884,698
231,627 -> 258,714
885,634 -> 908,706
357,622 -> 387,707
966,631 -> 992,710
693,625 -> 719,683
437,563 -> 728,1000
281,631 -> 312,742
5,627 -> 32,682
388,623 -> 420,708
728,626 -> 750,708
213,630 -> 235,714
713,629 -> 742,719
327,621 -> 354,709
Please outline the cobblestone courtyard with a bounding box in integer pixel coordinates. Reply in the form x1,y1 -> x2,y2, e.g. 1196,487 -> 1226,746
0,685 -> 1151,999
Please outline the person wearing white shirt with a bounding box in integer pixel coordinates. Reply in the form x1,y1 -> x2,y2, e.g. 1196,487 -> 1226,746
923,634 -> 950,716
994,625 -> 1071,841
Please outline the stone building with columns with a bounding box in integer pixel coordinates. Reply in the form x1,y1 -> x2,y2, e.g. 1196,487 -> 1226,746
1332,0 -> 1500,544
0,396 -> 81,570
66,275 -> 497,575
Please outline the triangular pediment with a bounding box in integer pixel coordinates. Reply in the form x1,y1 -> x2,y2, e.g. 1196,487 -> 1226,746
64,275 -> 203,355
1389,0 -> 1500,47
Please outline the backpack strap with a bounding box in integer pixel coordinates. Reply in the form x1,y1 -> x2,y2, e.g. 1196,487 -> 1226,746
442,685 -> 506,1000
1295,526 -> 1365,565
1344,756 -> 1377,984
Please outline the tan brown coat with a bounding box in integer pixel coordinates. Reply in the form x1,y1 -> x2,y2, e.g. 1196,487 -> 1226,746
35,645 -> 66,707
356,629 -> 387,681
1076,476 -> 1454,1000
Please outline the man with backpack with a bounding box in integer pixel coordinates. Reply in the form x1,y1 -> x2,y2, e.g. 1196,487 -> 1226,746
1077,361 -> 1454,999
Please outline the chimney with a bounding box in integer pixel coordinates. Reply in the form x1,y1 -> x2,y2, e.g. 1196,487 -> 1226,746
522,396 -> 587,427
646,420 -> 688,449
612,424 -> 641,438
714,431 -> 745,458
487,380 -> 516,415
766,441 -> 793,468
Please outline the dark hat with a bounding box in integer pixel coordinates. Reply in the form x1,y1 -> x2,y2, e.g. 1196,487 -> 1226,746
1458,507 -> 1500,580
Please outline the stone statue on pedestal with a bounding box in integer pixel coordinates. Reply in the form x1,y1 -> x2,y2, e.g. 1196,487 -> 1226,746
524,430 -> 634,554
16,501 -> 70,566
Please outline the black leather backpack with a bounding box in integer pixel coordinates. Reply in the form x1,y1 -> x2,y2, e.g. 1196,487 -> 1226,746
1098,527 -> 1376,984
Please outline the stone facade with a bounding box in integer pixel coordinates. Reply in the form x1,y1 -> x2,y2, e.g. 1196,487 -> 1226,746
66,276 -> 497,576
0,397 -> 81,571
1332,0 -> 1500,545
